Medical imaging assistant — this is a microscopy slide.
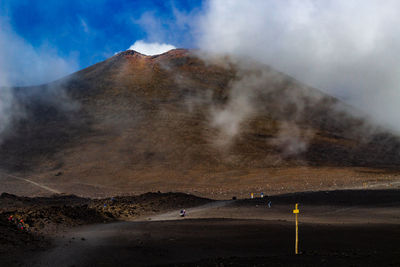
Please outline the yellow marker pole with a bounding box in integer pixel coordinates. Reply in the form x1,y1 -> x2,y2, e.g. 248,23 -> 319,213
293,203 -> 300,254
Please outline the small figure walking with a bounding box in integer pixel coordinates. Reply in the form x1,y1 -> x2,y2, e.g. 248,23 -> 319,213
267,200 -> 272,208
179,209 -> 186,217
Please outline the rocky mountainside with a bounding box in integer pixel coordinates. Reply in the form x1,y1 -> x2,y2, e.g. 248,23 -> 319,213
1,49 -> 399,195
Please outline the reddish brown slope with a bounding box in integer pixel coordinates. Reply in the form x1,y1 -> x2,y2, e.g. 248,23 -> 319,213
1,49 -> 400,197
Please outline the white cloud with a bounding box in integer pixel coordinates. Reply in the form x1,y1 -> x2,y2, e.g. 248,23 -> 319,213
0,16 -> 78,142
0,17 -> 78,86
79,17 -> 90,33
196,0 -> 400,132
128,40 -> 176,56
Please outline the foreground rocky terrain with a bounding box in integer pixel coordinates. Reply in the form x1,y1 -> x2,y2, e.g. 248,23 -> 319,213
0,191 -> 210,265
1,189 -> 399,266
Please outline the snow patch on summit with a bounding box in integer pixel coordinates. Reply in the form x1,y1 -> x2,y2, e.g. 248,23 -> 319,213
128,40 -> 175,56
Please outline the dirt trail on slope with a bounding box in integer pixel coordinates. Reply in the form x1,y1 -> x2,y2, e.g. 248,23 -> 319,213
0,172 -> 61,194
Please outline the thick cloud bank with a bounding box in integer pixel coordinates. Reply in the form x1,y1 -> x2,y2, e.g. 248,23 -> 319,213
128,40 -> 176,56
197,0 -> 400,132
0,17 -> 78,142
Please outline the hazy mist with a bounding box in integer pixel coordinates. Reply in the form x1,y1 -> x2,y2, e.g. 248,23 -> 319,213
196,0 -> 400,132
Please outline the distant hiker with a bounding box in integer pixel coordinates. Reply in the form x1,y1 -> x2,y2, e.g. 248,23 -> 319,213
267,200 -> 272,208
179,209 -> 186,217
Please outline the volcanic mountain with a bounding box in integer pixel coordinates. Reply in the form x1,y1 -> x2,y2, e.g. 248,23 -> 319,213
1,49 -> 400,197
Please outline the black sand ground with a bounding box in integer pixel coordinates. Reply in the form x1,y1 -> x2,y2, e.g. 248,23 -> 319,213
1,190 -> 399,266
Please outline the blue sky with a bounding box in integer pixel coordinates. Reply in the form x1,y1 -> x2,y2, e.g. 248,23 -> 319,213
0,0 -> 203,85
